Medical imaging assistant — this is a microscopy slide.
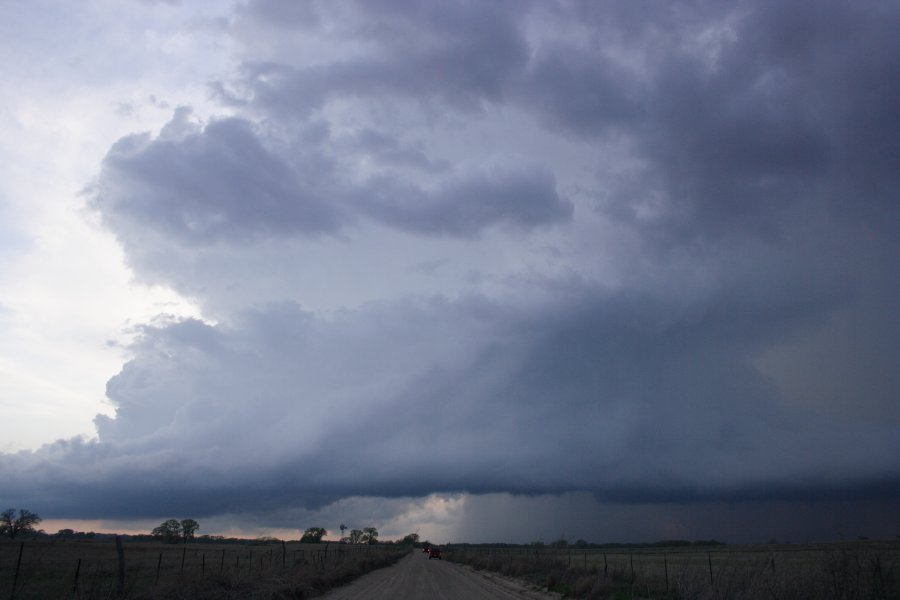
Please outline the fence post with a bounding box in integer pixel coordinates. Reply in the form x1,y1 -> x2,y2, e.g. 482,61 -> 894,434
115,535 -> 125,598
604,553 -> 608,576
202,553 -> 205,576
72,557 -> 82,596
282,541 -> 286,569
708,551 -> 714,586
220,549 -> 225,573
664,553 -> 669,591
11,540 -> 24,599
180,547 -> 186,574
156,552 -> 162,585
249,549 -> 252,575
630,554 -> 634,584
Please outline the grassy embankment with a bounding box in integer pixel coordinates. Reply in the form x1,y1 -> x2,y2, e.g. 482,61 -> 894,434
445,540 -> 900,599
0,538 -> 408,599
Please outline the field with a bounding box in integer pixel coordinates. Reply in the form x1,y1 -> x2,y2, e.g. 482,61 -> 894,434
445,540 -> 900,599
0,538 -> 406,599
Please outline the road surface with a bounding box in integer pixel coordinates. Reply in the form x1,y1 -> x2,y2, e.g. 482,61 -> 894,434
320,552 -> 560,600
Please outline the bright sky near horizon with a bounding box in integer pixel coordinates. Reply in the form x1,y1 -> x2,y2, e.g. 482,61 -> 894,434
1,0 -> 897,543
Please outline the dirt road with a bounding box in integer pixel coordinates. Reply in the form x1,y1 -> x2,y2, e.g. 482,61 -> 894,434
320,552 -> 559,600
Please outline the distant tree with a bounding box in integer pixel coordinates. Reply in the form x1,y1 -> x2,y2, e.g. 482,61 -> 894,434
401,533 -> 420,545
300,527 -> 326,543
550,537 -> 568,548
151,519 -> 183,543
362,527 -> 379,544
349,529 -> 364,544
574,539 -> 588,548
0,509 -> 42,539
181,519 -> 199,543
340,523 -> 347,538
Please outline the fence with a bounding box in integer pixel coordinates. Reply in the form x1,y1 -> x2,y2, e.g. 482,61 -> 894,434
445,540 -> 900,598
0,538 -> 396,599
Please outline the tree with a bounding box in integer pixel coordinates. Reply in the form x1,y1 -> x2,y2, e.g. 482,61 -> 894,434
348,529 -> 364,544
362,527 -> 378,544
401,533 -> 420,545
339,523 -> 347,538
300,527 -> 326,543
151,519 -> 183,543
180,519 -> 199,543
0,509 -> 42,539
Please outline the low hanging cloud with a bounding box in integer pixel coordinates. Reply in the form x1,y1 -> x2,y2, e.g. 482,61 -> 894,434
3,0 -> 898,540
4,279 -> 897,519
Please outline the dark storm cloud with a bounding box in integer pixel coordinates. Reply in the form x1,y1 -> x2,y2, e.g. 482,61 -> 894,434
92,109 -> 344,244
90,109 -> 571,285
4,0 -> 898,537
3,285 -> 897,519
349,129 -> 449,173
529,0 -> 900,239
355,164 -> 572,237
227,0 -> 529,114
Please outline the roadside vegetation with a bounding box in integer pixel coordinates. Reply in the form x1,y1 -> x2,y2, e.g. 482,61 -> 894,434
0,516 -> 417,600
446,540 -> 900,599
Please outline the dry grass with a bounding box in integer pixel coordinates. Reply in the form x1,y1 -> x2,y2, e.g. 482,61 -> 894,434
0,538 -> 407,599
446,541 -> 900,599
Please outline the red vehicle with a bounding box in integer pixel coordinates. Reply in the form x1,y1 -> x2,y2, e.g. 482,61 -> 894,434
427,547 -> 442,560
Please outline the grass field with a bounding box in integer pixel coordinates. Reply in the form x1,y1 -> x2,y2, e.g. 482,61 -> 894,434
445,540 -> 900,599
0,538 -> 406,599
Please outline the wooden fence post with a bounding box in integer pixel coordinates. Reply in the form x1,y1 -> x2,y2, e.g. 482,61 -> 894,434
115,535 -> 125,598
249,549 -> 252,575
156,552 -> 162,585
662,553 -> 668,591
180,547 -> 186,574
72,557 -> 82,596
202,553 -> 205,576
282,540 -> 287,569
603,553 -> 608,576
11,540 -> 24,599
220,549 -> 225,573
708,552 -> 714,586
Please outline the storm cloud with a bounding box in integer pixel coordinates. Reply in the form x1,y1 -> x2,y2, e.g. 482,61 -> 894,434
3,0 -> 898,541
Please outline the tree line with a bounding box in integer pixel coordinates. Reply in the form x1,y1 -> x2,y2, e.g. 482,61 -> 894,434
2,508 -> 422,548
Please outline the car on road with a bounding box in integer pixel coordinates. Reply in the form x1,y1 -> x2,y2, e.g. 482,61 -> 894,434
427,547 -> 442,560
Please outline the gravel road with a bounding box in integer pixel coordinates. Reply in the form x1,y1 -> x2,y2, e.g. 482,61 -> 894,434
320,552 -> 560,600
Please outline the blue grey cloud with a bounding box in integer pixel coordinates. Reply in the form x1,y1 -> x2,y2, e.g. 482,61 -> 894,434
4,0 -> 898,542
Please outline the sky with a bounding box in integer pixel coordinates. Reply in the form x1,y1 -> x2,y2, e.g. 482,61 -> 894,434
1,0 -> 898,545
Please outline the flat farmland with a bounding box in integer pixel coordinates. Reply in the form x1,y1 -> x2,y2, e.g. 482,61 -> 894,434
445,541 -> 900,599
0,538 -> 404,599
